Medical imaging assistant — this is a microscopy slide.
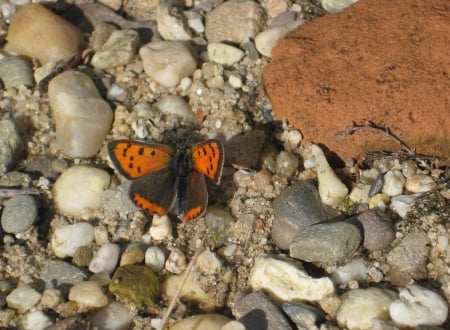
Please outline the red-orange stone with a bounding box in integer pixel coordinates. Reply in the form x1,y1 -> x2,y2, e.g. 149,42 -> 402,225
264,0 -> 450,162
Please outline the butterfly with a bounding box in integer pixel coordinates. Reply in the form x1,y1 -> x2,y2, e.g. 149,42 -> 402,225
107,139 -> 224,222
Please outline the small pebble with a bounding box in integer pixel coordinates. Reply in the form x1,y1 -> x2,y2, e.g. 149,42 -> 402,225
255,21 -> 303,57
149,214 -> 172,241
321,0 -> 359,14
196,249 -> 222,275
0,120 -> 22,174
145,246 -> 166,272
356,210 -> 395,251
72,245 -> 94,267
1,195 -> 38,234
401,160 -> 418,177
157,3 -> 192,40
0,56 -> 34,88
275,150 -> 299,178
225,130 -> 265,168
19,310 -> 52,330
368,193 -> 390,210
69,281 -> 109,308
389,193 -> 418,218
153,95 -> 197,125
40,259 -> 87,289
89,243 -> 120,274
165,248 -> 186,274
40,289 -> 62,309
171,314 -> 232,330
282,302 -> 326,329
331,259 -> 367,285
204,207 -> 235,245
381,170 -> 405,196
89,302 -> 133,330
404,174 -> 437,193
389,284 -> 448,328
120,245 -> 145,266
6,285 -> 42,313
51,222 -> 95,258
207,42 -> 245,66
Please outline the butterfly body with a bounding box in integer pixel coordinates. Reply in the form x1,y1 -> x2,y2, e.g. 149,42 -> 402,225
108,139 -> 224,222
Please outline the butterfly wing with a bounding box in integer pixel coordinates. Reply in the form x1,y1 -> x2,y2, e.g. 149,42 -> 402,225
108,140 -> 175,180
179,170 -> 208,222
191,139 -> 224,184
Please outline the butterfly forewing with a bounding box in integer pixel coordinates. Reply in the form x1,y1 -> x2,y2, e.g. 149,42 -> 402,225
108,140 -> 175,179
191,139 -> 224,184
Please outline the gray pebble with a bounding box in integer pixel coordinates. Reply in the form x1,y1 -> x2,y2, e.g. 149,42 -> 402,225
1,195 -> 38,234
282,302 -> 326,329
290,221 -> 362,264
0,120 -> 23,175
355,210 -> 395,251
0,56 -> 34,88
39,259 -> 87,294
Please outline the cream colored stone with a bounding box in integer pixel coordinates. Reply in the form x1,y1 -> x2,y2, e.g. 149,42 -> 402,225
171,314 -> 232,330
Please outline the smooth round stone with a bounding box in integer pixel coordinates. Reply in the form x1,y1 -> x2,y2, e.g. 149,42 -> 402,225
6,3 -> 85,64
157,3 -> 192,40
272,180 -> 331,250
196,249 -> 222,275
322,0 -> 359,14
53,165 -> 111,218
89,243 -> 120,274
331,259 -> 367,285
139,41 -> 197,87
255,22 -> 303,57
39,259 -> 87,289
89,302 -> 133,330
69,281 -> 109,308
1,195 -> 38,234
0,120 -> 22,174
0,56 -> 34,88
144,246 -> 166,272
51,222 -> 95,258
207,43 -> 245,66
389,284 -> 448,328
355,210 -> 395,251
336,288 -> 397,330
120,245 -> 145,266
91,29 -> 139,69
48,70 -> 113,158
6,285 -> 42,313
382,170 -> 405,196
20,310 -> 52,330
171,314 -> 232,330
275,150 -> 299,178
153,95 -> 197,125
289,221 -> 362,264
149,215 -> 173,241
405,174 -> 436,193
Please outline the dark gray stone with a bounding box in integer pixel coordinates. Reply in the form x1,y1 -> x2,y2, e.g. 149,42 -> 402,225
356,210 -> 395,251
282,302 -> 326,329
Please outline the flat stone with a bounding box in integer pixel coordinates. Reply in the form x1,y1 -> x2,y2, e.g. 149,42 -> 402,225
264,0 -> 450,162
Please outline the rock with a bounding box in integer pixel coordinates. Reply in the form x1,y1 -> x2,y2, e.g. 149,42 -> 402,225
275,150 -> 299,178
386,231 -> 430,286
19,310 -> 52,330
72,246 -> 93,267
88,302 -> 134,330
120,245 -> 145,266
321,0 -> 359,13
6,285 -> 42,313
53,165 -> 111,219
355,210 -> 395,251
382,170 -> 405,197
157,3 -> 192,40
282,302 -> 326,329
389,194 -> 419,218
171,314 -> 232,330
68,281 -> 109,308
331,259 -> 367,286
139,41 -> 197,88
89,23 -> 117,51
233,292 -> 293,330
0,56 -> 34,88
404,174 -> 437,193
44,317 -> 89,330
48,70 -> 113,158
165,248 -> 186,275
109,264 -> 159,308
149,214 -> 173,241
272,180 -> 331,250
51,222 -> 95,258
91,29 -> 139,69
389,284 -> 448,328
196,249 -> 222,275
0,120 -> 22,175
336,288 -> 397,330
249,254 -> 335,302
153,95 -> 197,125
1,195 -> 38,234
255,22 -> 303,57
89,243 -> 120,274
205,1 -> 266,43
207,43 -> 245,66
6,3 -> 85,64
144,246 -> 166,272
225,130 -> 265,169
264,0 -> 450,161
289,221 -> 362,264
40,259 -> 87,290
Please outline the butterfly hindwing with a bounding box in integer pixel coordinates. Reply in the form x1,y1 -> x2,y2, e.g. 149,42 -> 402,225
180,170 -> 208,222
191,139 -> 224,184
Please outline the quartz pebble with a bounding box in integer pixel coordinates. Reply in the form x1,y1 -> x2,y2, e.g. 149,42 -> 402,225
69,281 -> 109,308
6,285 -> 42,313
20,310 -> 52,330
196,249 -> 222,275
171,314 -> 232,330
139,41 -> 197,87
89,302 -> 133,330
0,120 -> 22,174
89,243 -> 120,274
336,288 -> 397,330
153,95 -> 197,125
381,170 -> 405,196
48,71 -> 113,158
331,259 -> 367,285
321,0 -> 359,13
0,56 -> 34,88
165,248 -> 186,274
389,284 -> 448,328
404,174 -> 437,193
249,254 -> 335,301
53,165 -> 110,218
6,3 -> 85,64
145,246 -> 166,272
255,22 -> 303,57
207,42 -> 245,66
51,222 -> 95,258
1,195 -> 38,234
389,194 -> 418,218
149,214 -> 172,241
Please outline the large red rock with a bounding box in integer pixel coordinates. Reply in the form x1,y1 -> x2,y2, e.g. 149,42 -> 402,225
264,0 -> 450,162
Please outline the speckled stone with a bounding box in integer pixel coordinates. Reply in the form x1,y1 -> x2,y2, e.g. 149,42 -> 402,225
355,210 -> 395,251
1,195 -> 38,234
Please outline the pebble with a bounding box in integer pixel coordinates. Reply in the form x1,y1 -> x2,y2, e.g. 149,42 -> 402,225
91,29 -> 139,69
72,245 -> 93,267
6,285 -> 42,313
204,207 -> 235,245
120,244 -> 145,266
109,264 -> 159,308
48,71 -> 113,158
289,221 -> 362,264
322,0 -> 360,14
89,243 -> 120,274
196,249 -> 222,275
139,41 -> 197,88
149,214 -> 173,241
171,314 -> 232,330
144,246 -> 166,272
40,259 -> 87,290
272,180 -> 331,250
331,259 -> 367,286
0,120 -> 22,174
368,193 -> 390,210
19,310 -> 52,330
156,3 -> 192,40
233,291 -> 293,330
185,10 -> 204,34
68,281 -> 109,308
337,287 -> 397,330
405,174 -> 437,193
207,42 -> 245,66
401,160 -> 418,177
153,95 -> 197,125
355,210 -> 395,251
40,289 -> 62,309
89,22 -> 117,51
89,302 -> 133,330
51,222 -> 95,258
381,170 -> 405,196
0,56 -> 34,88
53,165 -> 111,218
221,321 -> 246,330
255,22 -> 303,57
275,150 -> 299,178
282,302 -> 326,329
225,130 -> 265,169
249,254 -> 335,301
389,284 -> 448,328
205,1 -> 266,43
386,231 -> 430,286
1,195 -> 38,234
165,248 -> 187,274
389,193 -> 418,218
6,4 -> 85,64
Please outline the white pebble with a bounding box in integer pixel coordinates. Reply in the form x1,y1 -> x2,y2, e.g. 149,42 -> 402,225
154,95 -> 197,125
89,243 -> 120,274
255,21 -> 303,57
145,246 -> 166,272
382,170 -> 405,196
149,214 -> 172,241
170,314 -> 232,330
165,248 -> 186,275
228,74 -> 242,89
6,285 -> 42,313
401,160 -> 418,177
185,11 -> 205,34
19,310 -> 52,330
51,222 -> 94,258
53,165 -> 111,219
222,320 -> 246,330
139,41 -> 197,87
405,174 -> 436,193
196,249 -> 222,275
69,281 -> 109,308
390,194 -> 419,218
321,0 -> 359,14
276,150 -> 299,178
48,70 -> 113,158
390,284 -> 448,327
337,288 -> 397,330
331,259 -> 367,285
89,302 -> 133,330
207,42 -> 245,66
